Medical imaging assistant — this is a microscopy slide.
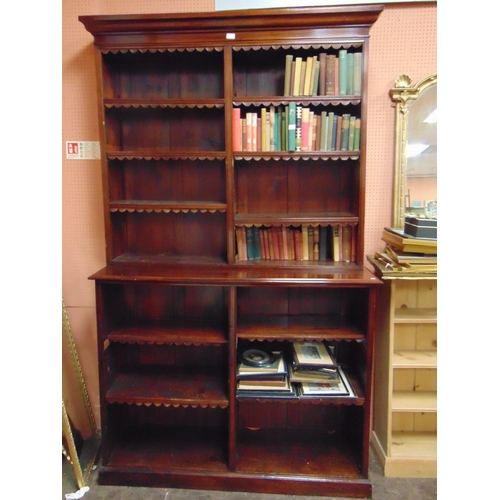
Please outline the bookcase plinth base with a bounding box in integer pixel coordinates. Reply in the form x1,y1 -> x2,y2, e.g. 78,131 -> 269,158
97,467 -> 372,498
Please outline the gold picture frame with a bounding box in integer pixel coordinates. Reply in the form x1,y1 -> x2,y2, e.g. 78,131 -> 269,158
62,298 -> 100,489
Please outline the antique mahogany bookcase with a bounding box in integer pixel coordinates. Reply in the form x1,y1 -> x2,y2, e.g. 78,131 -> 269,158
80,5 -> 383,497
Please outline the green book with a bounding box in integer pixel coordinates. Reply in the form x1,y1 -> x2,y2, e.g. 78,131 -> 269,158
338,49 -> 347,96
320,111 -> 328,152
353,52 -> 363,95
245,226 -> 255,260
327,112 -> 335,152
340,114 -> 350,151
330,113 -> 338,151
252,225 -> 261,259
296,105 -> 302,151
353,118 -> 361,150
348,115 -> 356,151
346,52 -> 354,95
288,102 -> 297,152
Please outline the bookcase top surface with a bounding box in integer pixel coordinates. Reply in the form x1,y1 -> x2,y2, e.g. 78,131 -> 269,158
89,264 -> 382,286
79,4 -> 384,37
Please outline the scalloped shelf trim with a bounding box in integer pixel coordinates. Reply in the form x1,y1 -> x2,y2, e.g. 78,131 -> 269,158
233,43 -> 362,51
112,340 -> 225,346
104,102 -> 224,109
233,153 -> 359,161
107,154 -> 226,161
237,336 -> 361,342
237,397 -> 363,406
233,99 -> 360,107
110,208 -> 226,214
108,401 -> 228,408
102,47 -> 223,54
235,222 -> 357,228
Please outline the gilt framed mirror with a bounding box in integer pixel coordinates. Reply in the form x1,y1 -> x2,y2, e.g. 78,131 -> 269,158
390,73 -> 437,228
62,298 -> 100,489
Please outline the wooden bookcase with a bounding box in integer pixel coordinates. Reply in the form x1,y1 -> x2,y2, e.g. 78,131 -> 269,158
80,5 -> 383,497
371,277 -> 437,478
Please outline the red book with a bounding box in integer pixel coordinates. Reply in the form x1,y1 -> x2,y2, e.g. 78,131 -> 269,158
258,228 -> 266,259
301,108 -> 310,151
271,226 -> 281,259
263,229 -> 271,259
232,108 -> 241,151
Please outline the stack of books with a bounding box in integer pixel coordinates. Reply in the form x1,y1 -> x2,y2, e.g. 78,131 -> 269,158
236,350 -> 296,398
369,227 -> 437,277
290,341 -> 355,398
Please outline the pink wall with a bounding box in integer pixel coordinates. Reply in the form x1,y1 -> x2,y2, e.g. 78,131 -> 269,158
62,1 -> 437,430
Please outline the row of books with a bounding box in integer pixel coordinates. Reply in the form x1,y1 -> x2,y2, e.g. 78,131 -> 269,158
235,224 -> 355,262
283,51 -> 363,97
232,105 -> 360,153
237,341 -> 356,399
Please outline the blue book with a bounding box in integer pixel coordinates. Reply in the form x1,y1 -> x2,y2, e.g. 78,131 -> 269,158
245,226 -> 255,260
252,226 -> 262,260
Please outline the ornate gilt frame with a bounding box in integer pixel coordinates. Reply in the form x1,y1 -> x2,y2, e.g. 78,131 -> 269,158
62,299 -> 100,488
390,73 -> 437,228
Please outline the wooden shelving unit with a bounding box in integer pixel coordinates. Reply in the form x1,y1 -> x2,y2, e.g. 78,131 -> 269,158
371,276 -> 437,478
80,5 -> 384,497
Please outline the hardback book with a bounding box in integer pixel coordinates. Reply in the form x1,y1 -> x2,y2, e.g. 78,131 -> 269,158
301,108 -> 310,151
325,54 -> 335,95
330,113 -> 338,151
284,54 -> 294,96
346,52 -> 354,95
353,52 -> 363,95
336,115 -> 342,151
303,56 -> 314,96
353,118 -> 361,150
338,49 -> 347,95
252,226 -> 261,260
261,108 -> 267,152
319,225 -> 327,260
320,111 -> 328,151
288,102 -> 296,152
312,59 -> 320,96
319,52 -> 327,95
340,114 -> 350,151
332,225 -> 340,262
292,340 -> 336,368
251,112 -> 258,151
236,226 -> 247,261
295,106 -> 302,151
269,106 -> 276,151
245,226 -> 255,260
313,226 -> 320,261
293,229 -> 302,260
301,225 -> 309,260
232,108 -> 241,151
246,113 -> 253,151
292,56 -> 302,96
348,115 -> 356,151
342,225 -> 352,262
299,59 -> 307,95
307,225 -> 314,258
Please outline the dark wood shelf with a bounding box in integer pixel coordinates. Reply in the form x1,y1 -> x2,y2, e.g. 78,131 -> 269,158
109,200 -> 227,212
106,368 -> 228,407
108,321 -> 228,345
233,95 -> 361,106
237,314 -> 365,341
107,151 -> 226,160
104,98 -> 225,108
233,151 -> 360,160
235,212 -> 359,226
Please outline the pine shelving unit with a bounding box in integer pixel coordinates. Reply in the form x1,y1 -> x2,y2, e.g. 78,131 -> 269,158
80,5 -> 383,497
371,277 -> 437,478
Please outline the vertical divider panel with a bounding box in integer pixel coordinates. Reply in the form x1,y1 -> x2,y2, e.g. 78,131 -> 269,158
224,45 -> 235,264
228,285 -> 238,470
